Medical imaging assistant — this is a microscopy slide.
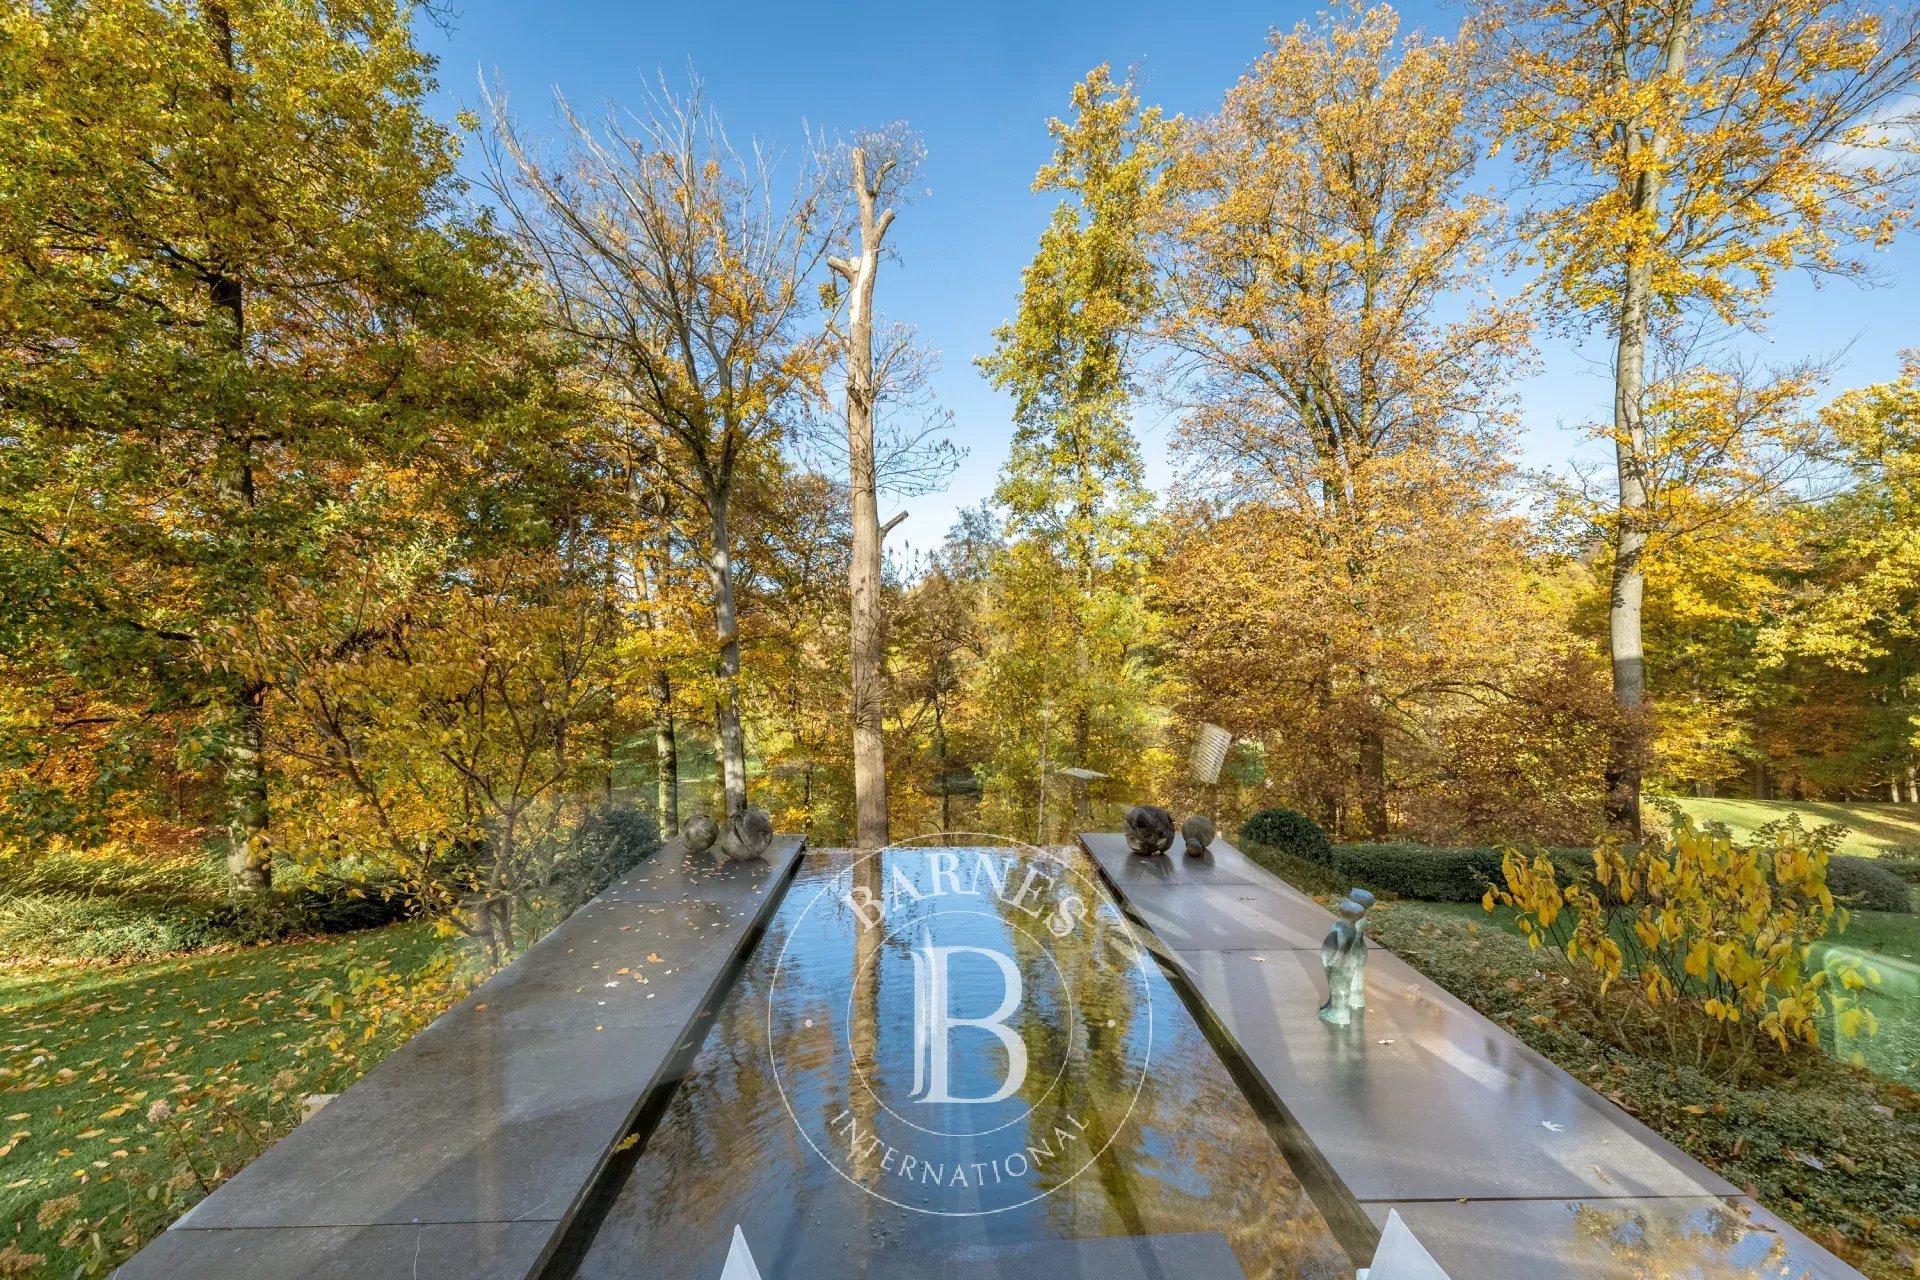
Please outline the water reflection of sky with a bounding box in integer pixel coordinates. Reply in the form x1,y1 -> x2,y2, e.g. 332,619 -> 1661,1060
573,848 -> 1349,1279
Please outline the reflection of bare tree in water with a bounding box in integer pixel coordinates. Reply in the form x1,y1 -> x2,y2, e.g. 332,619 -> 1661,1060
1009,875 -> 1149,1238
850,849 -> 884,1194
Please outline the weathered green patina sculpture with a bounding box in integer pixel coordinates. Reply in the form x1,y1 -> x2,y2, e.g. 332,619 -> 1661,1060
1319,888 -> 1375,1025
683,814 -> 720,854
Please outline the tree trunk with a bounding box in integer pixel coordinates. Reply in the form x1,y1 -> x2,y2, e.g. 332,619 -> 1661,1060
1602,12 -> 1687,839
207,2 -> 268,895
705,485 -> 748,819
654,676 -> 679,836
1072,551 -> 1093,828
1358,723 -> 1388,839
834,148 -> 898,850
224,680 -> 270,894
635,490 -> 679,835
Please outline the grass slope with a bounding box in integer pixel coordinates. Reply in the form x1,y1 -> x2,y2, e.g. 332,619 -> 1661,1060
0,924 -> 453,1277
1667,797 -> 1920,857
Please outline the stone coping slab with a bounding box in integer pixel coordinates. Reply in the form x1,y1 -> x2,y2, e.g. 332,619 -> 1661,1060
867,1230 -> 1249,1278
114,834 -> 805,1280
1084,831 -> 1277,888
1169,947 -> 1724,1202
1357,1197 -> 1861,1280
1079,831 -> 1866,1280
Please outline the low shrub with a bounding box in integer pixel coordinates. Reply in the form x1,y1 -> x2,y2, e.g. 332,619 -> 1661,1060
1370,901 -> 1920,1278
0,849 -> 224,902
1826,855 -> 1915,913
552,802 -> 661,907
1238,808 -> 1331,864
0,894 -> 233,961
0,879 -> 420,962
1293,843 -> 1597,903
1487,815 -> 1878,1064
1874,856 -> 1920,887
1329,843 -> 1505,902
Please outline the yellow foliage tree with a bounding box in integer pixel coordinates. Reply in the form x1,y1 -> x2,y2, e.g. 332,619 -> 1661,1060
1479,0 -> 1920,831
1153,5 -> 1537,836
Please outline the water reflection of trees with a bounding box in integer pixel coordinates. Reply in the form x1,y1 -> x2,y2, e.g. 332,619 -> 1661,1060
588,849 -> 1350,1278
1009,858 -> 1350,1280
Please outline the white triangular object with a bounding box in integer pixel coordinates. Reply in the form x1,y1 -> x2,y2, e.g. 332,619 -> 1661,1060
1356,1209 -> 1451,1279
720,1225 -> 763,1280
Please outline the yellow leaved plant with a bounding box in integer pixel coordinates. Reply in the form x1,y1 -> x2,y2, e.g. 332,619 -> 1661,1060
1486,813 -> 1878,1071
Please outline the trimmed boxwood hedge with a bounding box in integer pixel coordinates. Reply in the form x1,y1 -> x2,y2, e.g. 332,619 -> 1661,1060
1238,808 -> 1332,864
1320,843 -> 1595,904
1877,857 -> 1920,887
1827,855 -> 1915,913
1249,840 -> 1915,914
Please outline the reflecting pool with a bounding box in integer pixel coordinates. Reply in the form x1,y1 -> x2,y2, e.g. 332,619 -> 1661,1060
570,844 -> 1349,1279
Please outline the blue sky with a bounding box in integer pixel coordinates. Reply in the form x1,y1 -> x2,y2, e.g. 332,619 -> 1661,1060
418,0 -> 1920,553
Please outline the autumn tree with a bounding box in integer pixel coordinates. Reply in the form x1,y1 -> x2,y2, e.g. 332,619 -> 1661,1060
0,0 -> 511,892
1480,0 -> 1920,832
892,530 -> 989,835
978,66 -> 1167,833
485,81 -> 830,821
1756,354 -> 1920,795
1154,6 -> 1532,836
1550,339 -> 1833,794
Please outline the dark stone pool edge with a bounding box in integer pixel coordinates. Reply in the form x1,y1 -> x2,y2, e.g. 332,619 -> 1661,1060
111,836 -> 807,1280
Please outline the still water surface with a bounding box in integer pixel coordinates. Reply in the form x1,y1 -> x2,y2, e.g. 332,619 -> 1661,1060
573,846 -> 1348,1279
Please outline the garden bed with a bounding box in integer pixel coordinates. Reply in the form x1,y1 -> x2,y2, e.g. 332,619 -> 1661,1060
1365,901 -> 1919,1279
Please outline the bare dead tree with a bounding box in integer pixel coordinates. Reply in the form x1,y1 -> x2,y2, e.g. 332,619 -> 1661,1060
823,127 -> 958,846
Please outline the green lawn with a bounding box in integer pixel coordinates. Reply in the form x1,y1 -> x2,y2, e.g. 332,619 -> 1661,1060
0,923 -> 455,1277
1665,796 -> 1920,857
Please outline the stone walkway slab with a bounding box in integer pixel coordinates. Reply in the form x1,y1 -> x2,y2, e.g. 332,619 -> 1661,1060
1357,1196 -> 1859,1280
1124,884 -> 1331,950
868,1231 -> 1249,1278
1080,831 -> 1866,1280
1169,947 -> 1722,1202
114,835 -> 804,1280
